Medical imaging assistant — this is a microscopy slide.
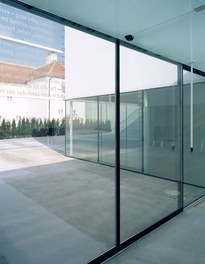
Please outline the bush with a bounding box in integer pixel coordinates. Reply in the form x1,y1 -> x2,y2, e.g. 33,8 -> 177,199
0,116 -> 111,139
0,117 -> 66,139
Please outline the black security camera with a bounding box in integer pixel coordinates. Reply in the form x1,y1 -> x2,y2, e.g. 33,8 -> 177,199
125,35 -> 134,41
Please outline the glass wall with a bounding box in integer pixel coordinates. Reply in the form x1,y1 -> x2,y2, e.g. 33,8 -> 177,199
0,3 -> 80,264
66,49 -> 182,245
2,1 -> 205,264
119,45 -> 180,242
66,44 -> 182,245
0,0 -> 65,136
183,70 -> 205,206
120,91 -> 143,171
66,98 -> 98,162
99,95 -> 115,165
65,27 -> 116,261
143,86 -> 179,180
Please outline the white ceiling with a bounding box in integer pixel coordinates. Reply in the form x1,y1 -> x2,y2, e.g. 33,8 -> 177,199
18,0 -> 205,72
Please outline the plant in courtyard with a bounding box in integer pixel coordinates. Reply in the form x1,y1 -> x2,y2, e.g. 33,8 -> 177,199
0,116 -> 68,139
59,118 -> 65,135
11,119 -> 17,138
21,118 -> 26,137
16,119 -> 22,138
6,120 -> 11,138
0,119 -> 6,139
25,118 -> 31,137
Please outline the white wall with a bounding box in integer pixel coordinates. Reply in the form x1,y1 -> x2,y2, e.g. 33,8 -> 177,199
65,27 -> 115,99
0,76 -> 65,121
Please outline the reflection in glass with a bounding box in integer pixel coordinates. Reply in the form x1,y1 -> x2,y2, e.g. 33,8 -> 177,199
120,91 -> 143,171
99,95 -> 115,165
183,70 -> 205,206
65,27 -> 116,261
120,45 -> 180,242
66,98 -> 98,162
144,86 -> 179,181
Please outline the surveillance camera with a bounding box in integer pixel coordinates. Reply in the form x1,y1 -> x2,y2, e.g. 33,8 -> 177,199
125,35 -> 134,41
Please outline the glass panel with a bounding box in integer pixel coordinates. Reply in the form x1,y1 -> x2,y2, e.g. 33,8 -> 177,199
144,86 -> 179,181
99,95 -> 115,165
0,3 -> 115,264
120,45 -> 180,242
66,98 -> 98,162
183,70 -> 205,206
120,91 -> 143,171
0,3 -> 84,264
65,27 -> 116,260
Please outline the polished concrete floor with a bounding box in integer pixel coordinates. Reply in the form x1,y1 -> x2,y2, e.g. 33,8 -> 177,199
105,200 -> 205,264
0,136 -> 204,264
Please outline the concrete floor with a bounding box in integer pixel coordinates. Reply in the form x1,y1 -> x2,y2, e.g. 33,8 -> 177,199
0,136 -> 204,264
105,200 -> 205,264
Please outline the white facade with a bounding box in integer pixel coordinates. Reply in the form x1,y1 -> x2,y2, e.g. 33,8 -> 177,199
0,75 -> 65,121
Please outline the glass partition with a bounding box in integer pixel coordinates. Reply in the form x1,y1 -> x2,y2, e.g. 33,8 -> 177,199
99,95 -> 115,165
183,70 -> 205,206
143,86 -> 179,180
3,2 -> 205,263
120,91 -> 143,171
65,27 -> 116,261
120,45 -> 180,242
66,98 -> 98,162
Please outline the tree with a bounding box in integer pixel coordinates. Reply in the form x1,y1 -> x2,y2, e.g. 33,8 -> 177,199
6,120 -> 11,138
31,118 -> 39,137
17,118 -> 22,138
0,118 -> 6,139
59,118 -> 65,135
49,118 -> 56,136
21,117 -> 26,137
25,118 -> 31,137
0,116 -> 66,139
11,119 -> 17,138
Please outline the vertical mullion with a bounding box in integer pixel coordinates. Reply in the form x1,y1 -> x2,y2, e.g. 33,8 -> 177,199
97,96 -> 100,163
190,62 -> 194,152
178,65 -> 184,209
115,39 -> 120,247
70,101 -> 73,156
142,91 -> 144,173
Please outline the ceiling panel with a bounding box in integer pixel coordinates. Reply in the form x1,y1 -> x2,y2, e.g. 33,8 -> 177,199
18,0 -> 198,33
17,0 -> 205,72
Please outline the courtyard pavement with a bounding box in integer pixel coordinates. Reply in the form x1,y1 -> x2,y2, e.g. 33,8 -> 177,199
0,136 -> 204,264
